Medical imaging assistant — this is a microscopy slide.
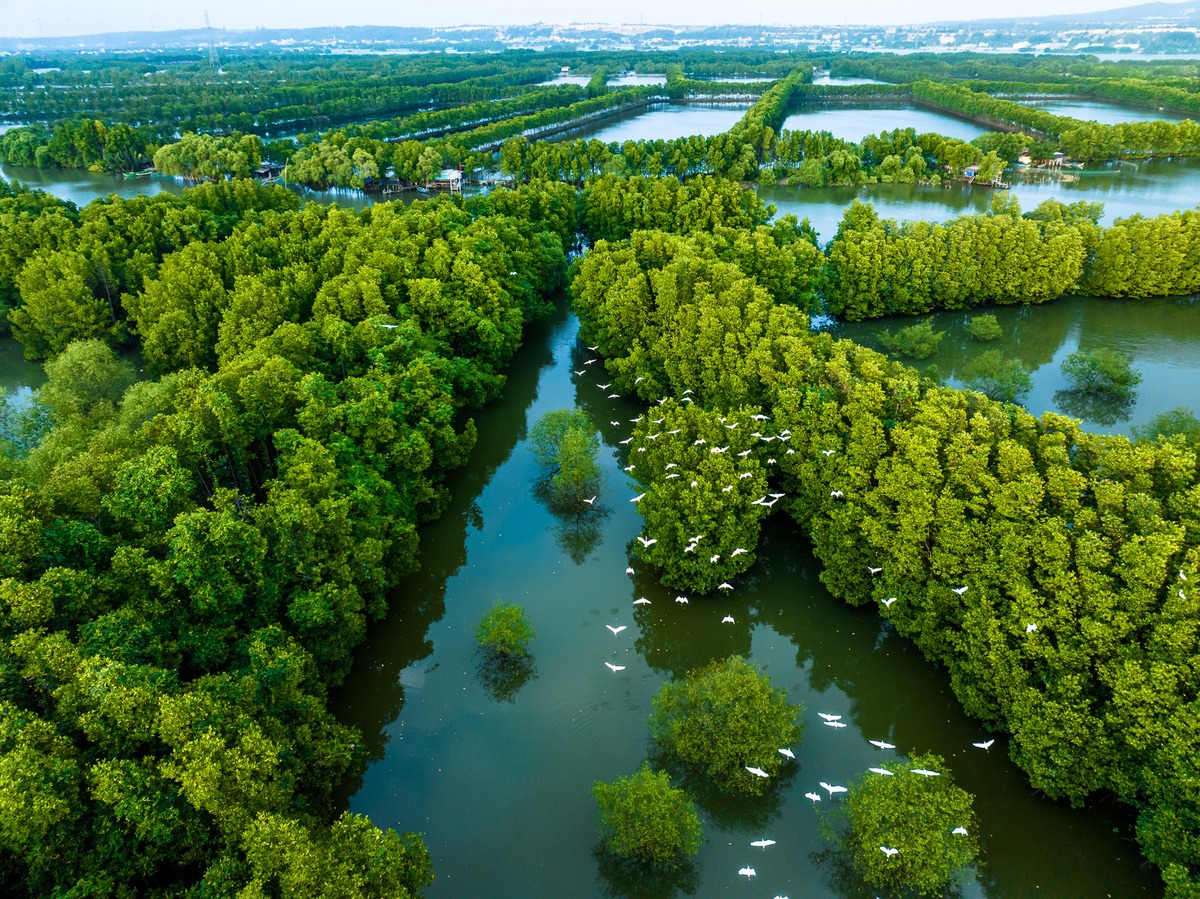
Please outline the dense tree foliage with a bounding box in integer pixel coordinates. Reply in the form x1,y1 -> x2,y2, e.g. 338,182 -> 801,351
832,754 -> 979,896
475,602 -> 536,658
0,178 -> 569,894
649,656 -> 804,796
528,408 -> 601,509
592,764 -> 703,868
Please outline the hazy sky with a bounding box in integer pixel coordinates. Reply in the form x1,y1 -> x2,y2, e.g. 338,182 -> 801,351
0,0 -> 1135,39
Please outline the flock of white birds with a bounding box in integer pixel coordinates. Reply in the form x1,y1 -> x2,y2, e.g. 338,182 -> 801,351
571,347 -> 986,893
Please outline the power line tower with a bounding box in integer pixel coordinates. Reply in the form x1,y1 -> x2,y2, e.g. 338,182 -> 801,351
204,12 -> 222,73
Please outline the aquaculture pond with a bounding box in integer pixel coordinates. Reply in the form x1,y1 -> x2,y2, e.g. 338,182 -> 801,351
331,303 -> 1164,898
1022,98 -> 1188,125
812,73 -> 891,85
557,102 -> 752,144
759,156 -> 1200,242
830,294 -> 1200,437
779,104 -> 987,143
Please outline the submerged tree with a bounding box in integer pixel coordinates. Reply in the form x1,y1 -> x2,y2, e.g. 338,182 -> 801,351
649,655 -> 803,797
529,408 -> 601,510
592,764 -> 702,869
831,754 -> 979,897
878,319 -> 946,359
1060,348 -> 1142,399
961,349 -> 1032,404
965,313 -> 1002,342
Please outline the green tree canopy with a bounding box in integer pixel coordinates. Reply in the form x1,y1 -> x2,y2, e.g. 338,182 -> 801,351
592,764 -> 702,869
649,655 -> 803,796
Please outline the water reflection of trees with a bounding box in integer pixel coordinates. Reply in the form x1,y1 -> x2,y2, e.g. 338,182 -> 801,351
1054,387 -> 1136,426
593,845 -> 700,899
553,505 -> 609,564
475,653 -> 538,703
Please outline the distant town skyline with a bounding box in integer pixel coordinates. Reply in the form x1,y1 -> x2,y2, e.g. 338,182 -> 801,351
0,0 -> 1165,40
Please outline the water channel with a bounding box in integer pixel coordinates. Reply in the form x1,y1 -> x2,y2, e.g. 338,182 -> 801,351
557,102 -> 751,144
330,302 -> 1164,898
780,105 -> 987,143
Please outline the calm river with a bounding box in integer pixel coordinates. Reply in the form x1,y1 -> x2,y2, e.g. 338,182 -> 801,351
331,304 -> 1164,898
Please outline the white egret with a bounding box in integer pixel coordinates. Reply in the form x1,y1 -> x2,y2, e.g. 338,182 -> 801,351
912,768 -> 940,777
604,662 -> 625,672
867,566 -> 882,575
375,323 -> 400,329
880,847 -> 899,857
634,597 -> 651,605
750,839 -> 776,849
869,767 -> 894,776
619,437 -> 633,445
610,421 -> 620,427
1180,569 -> 1187,580
973,739 -> 995,750
738,867 -> 756,878
787,448 -> 795,454
683,544 -> 697,553
820,782 -> 847,795
583,496 -> 597,505
882,597 -> 898,607
665,462 -> 678,469
689,535 -> 705,542
587,345 -> 599,351
634,376 -> 644,384
631,494 -> 646,503
718,583 -> 734,591
711,445 -> 729,454
821,449 -> 836,456
722,615 -> 735,624
626,567 -> 635,575
636,535 -> 656,547
573,369 -> 586,376
510,271 -> 518,276
606,625 -> 627,635
778,748 -> 795,760
818,713 -> 841,722
667,429 -> 681,435
607,394 -> 620,399
752,496 -> 767,505
745,766 -> 769,778
730,548 -> 748,557
769,493 -> 786,499
804,792 -> 822,802
693,438 -> 707,446
737,449 -> 752,458
952,826 -> 968,836
738,472 -> 753,479
646,433 -> 660,440
725,422 -> 739,429
624,464 -> 635,472
598,383 -> 611,389
869,740 -> 895,750
584,359 -> 597,365
951,586 -> 968,595
665,473 -> 680,479
710,554 -> 721,563
824,721 -> 847,728
722,485 -> 734,493
830,490 -> 844,498
767,458 -> 777,465
1179,589 -> 1186,600
675,596 -> 689,604
1025,623 -> 1038,633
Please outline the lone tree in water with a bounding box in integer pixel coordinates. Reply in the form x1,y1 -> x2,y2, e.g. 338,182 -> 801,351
832,753 -> 979,897
529,408 -> 601,510
592,764 -> 702,869
649,655 -> 803,797
475,602 -> 535,659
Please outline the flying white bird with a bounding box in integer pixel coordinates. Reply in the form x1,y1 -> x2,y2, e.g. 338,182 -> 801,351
725,422 -> 739,430
818,713 -> 841,722
824,721 -> 848,728
665,473 -> 680,479
1026,623 -> 1038,633
722,616 -> 735,624
675,596 -> 689,604
738,472 -> 752,479
376,323 -> 400,329
883,597 -> 898,607
951,586 -> 968,595
573,369 -> 586,376
607,394 -> 620,399
1180,589 -> 1187,600
820,782 -> 847,795
973,739 -> 995,750
665,462 -> 678,469
626,567 -> 635,575
694,438 -> 707,446
952,826 -> 968,836
778,748 -> 795,760
710,554 -> 721,563
619,437 -> 633,445
634,597 -> 651,605
624,465 -> 635,472
711,446 -> 729,454
805,792 -> 822,802
750,839 -> 776,849
745,766 -> 770,778
767,458 -> 777,465
610,421 -> 620,427
830,490 -> 844,498
869,740 -> 896,750
584,359 -> 597,365
605,662 -> 625,672
821,449 -> 836,456
587,345 -> 598,351
636,535 -> 656,547
730,548 -> 748,557
738,867 -> 756,879
869,767 -> 894,776
634,377 -> 644,384
737,449 -> 752,457
1180,569 -> 1187,581
722,485 -> 734,493
583,496 -> 597,505
867,566 -> 882,575
880,847 -> 899,857
598,383 -> 611,389
718,582 -> 733,591
606,625 -> 627,635
631,494 -> 646,503
912,769 -> 940,777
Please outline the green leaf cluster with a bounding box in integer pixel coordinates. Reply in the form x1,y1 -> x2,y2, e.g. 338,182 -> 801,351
475,603 -> 536,659
592,763 -> 702,868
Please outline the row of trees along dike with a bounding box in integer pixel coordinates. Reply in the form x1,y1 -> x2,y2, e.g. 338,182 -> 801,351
0,175 -> 574,894
569,206 -> 1200,896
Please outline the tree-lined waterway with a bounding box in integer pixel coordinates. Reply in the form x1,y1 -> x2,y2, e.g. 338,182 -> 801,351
1023,98 -> 1189,125
557,102 -> 751,143
330,303 -> 1164,898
